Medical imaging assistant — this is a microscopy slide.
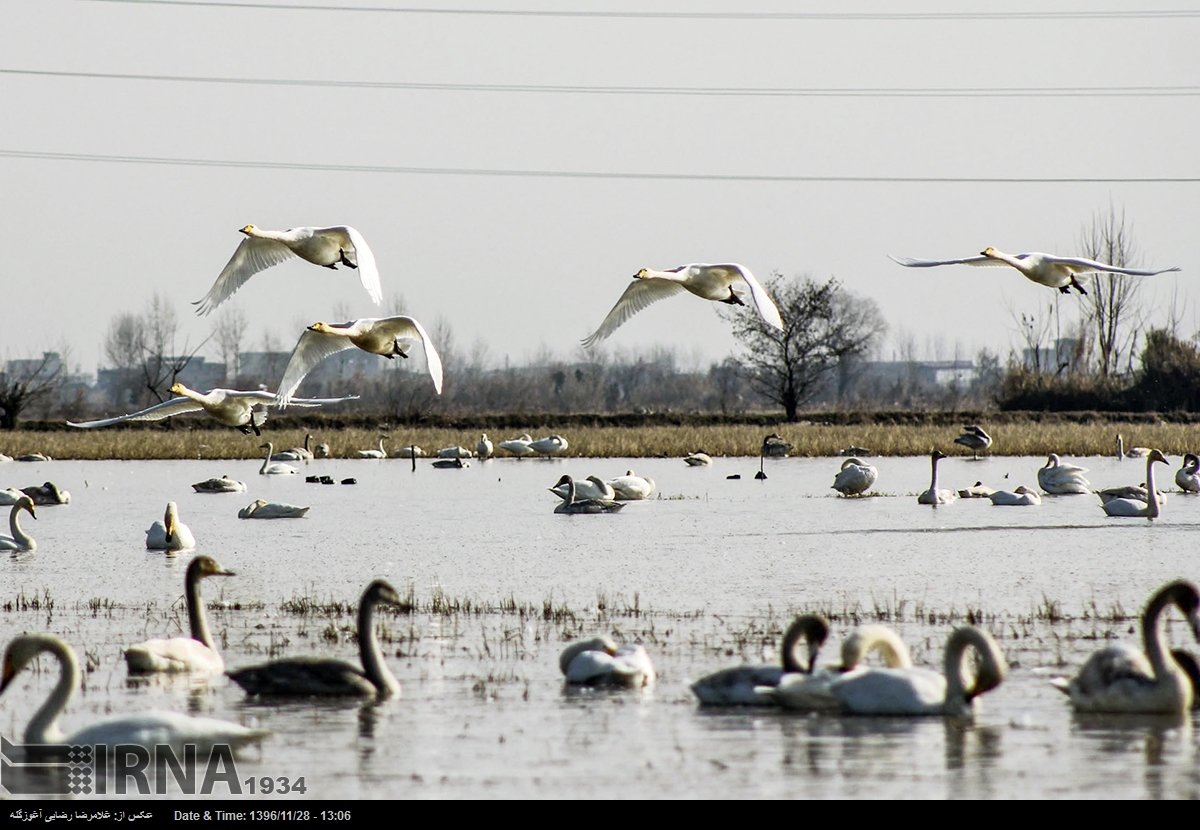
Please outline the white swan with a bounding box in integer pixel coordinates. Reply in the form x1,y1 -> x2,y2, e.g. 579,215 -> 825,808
356,437 -> 388,459
392,445 -> 427,458
771,624 -> 914,711
437,445 -> 473,459
988,485 -> 1041,506
559,637 -> 655,687
2,633 -> 269,751
761,433 -> 792,457
549,474 -> 615,501
1051,580 -> 1200,713
0,453 -> 11,463
476,434 -> 493,459
957,481 -> 997,499
259,442 -> 299,475
553,475 -> 623,514
691,614 -> 829,706
280,433 -> 317,461
238,499 -> 310,519
1116,433 -> 1150,459
1177,453 -> 1200,493
0,487 -> 24,505
228,581 -> 404,696
530,435 -> 569,458
832,457 -> 878,496
889,249 -> 1180,295
192,475 -> 247,493
814,626 -> 1006,716
193,224 -> 381,316
145,502 -> 197,551
1101,449 -> 1168,518
314,441 -> 331,458
274,316 -> 443,408
125,555 -> 234,673
1096,483 -> 1164,506
607,470 -> 655,500
953,425 -> 992,460
917,450 -> 956,505
0,496 -> 36,551
68,383 -> 355,435
497,433 -> 535,457
583,263 -> 783,346
19,481 -> 71,505
1038,453 -> 1092,494
684,450 -> 713,467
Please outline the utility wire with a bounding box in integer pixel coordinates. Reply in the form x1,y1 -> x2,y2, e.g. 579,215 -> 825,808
4,67 -> 1198,98
2,149 -> 1196,183
74,1 -> 1200,20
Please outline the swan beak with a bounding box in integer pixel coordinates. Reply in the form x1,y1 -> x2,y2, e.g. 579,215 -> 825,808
215,569 -> 236,577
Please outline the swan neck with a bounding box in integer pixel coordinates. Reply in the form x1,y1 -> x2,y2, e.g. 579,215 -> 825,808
260,443 -> 273,473
186,567 -> 216,651
1141,588 -> 1178,681
942,628 -> 1005,713
10,503 -> 33,548
26,637 -> 76,744
988,250 -> 1025,271
929,455 -> 940,490
358,592 -> 399,696
1145,456 -> 1160,518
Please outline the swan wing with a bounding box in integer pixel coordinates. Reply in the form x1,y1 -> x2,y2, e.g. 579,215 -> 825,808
71,710 -> 269,751
275,329 -> 358,408
229,658 -> 377,696
67,397 -> 204,428
828,667 -> 947,715
376,316 -> 444,394
1035,254 -> 1181,277
723,264 -> 784,331
125,638 -> 223,674
193,237 -> 297,316
888,254 -> 1012,269
582,279 -> 688,347
327,226 -> 382,305
691,665 -> 786,706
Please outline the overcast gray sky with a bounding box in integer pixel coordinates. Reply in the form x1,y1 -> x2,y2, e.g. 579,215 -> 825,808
3,1 -> 1199,381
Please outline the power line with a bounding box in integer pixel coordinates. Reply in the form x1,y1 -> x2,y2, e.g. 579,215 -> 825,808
73,1 -> 1200,20
2,148 -> 1197,183
4,67 -> 1198,98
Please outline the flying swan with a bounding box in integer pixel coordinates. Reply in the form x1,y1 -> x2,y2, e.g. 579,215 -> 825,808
889,248 -> 1180,295
582,263 -> 784,347
193,225 -> 381,316
274,316 -> 443,408
124,555 -> 234,674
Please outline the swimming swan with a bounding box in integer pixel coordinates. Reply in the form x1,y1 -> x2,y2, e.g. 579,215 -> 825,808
259,442 -> 300,475
582,263 -> 784,346
0,496 -> 36,551
684,450 -> 713,467
917,450 -> 956,505
761,433 -> 792,458
2,633 -> 268,751
192,475 -> 247,493
553,475 -> 623,514
607,470 -> 655,500
771,624 -> 914,711
146,501 -> 197,550
953,425 -> 992,460
1037,454 -> 1091,495
1101,449 -> 1168,518
1116,433 -> 1149,460
193,224 -> 381,316
889,249 -> 1180,295
1175,453 -> 1199,493
68,383 -> 355,435
228,580 -> 405,696
1051,580 -> 1200,713
549,474 -> 615,501
988,485 -> 1041,506
238,500 -> 310,519
124,555 -> 234,673
832,458 -> 878,496
815,626 -> 1006,716
560,637 -> 655,687
356,437 -> 388,459
274,316 -> 443,408
691,614 -> 830,706
20,482 -> 71,505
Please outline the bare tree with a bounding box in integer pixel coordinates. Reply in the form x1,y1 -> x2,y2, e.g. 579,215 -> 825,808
102,293 -> 210,406
826,290 -> 888,404
0,351 -> 65,429
1079,205 -> 1145,378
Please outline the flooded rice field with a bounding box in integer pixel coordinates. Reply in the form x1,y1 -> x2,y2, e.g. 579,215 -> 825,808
2,452 -> 1199,799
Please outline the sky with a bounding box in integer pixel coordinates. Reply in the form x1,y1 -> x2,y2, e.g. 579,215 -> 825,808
3,1 -> 1199,382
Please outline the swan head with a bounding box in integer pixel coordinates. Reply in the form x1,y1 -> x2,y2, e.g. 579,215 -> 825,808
169,382 -> 187,396
781,614 -> 830,673
364,579 -> 405,611
1014,486 -> 1034,495
307,322 -> 335,334
1148,449 -> 1168,466
14,496 -> 35,520
1044,453 -> 1061,468
633,268 -> 649,279
1155,581 -> 1200,641
559,636 -> 618,676
549,474 -> 573,494
931,449 -> 947,461
190,554 -> 235,581
1,635 -> 57,694
981,247 -> 998,258
240,224 -> 258,236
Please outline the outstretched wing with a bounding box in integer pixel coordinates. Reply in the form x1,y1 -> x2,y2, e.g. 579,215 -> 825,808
337,226 -> 383,306
888,254 -> 1014,269
581,279 -> 688,347
1040,255 -> 1182,277
274,330 -> 359,408
724,264 -> 783,331
376,316 -> 443,394
67,397 -> 204,428
193,236 -> 296,316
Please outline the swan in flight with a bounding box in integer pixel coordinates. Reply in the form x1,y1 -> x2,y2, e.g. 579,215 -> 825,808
530,435 -> 569,458
684,450 -> 713,467
124,555 -> 234,673
1037,454 -> 1091,494
988,485 -> 1041,506
228,580 -> 405,696
832,457 -> 878,496
771,624 -> 914,711
19,482 -> 71,505
2,633 -> 268,752
549,474 -> 615,501
1176,453 -> 1200,493
917,450 -> 956,505
238,500 -> 309,519
192,475 -> 247,493
553,475 -> 623,514
193,225 -> 381,316
497,434 -> 535,457
1051,580 -> 1200,713
68,383 -> 355,435
953,425 -> 992,460
357,437 -> 388,459
1116,433 -> 1149,459
691,614 -> 829,706
560,636 -> 655,687
607,470 -> 655,500
146,502 -> 197,551
259,442 -> 300,475
582,263 -> 784,347
1101,449 -> 1168,518
476,434 -> 493,460
274,316 -> 443,408
889,248 -> 1180,295
0,496 -> 36,551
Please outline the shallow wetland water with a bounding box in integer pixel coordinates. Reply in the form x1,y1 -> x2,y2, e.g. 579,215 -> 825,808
2,453 -> 1199,799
